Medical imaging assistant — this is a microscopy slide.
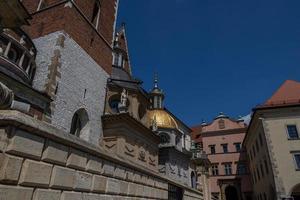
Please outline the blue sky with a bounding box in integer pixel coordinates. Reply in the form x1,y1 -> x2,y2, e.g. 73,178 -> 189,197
117,0 -> 300,126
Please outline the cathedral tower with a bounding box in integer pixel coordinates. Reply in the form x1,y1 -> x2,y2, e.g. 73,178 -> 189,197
20,0 -> 120,144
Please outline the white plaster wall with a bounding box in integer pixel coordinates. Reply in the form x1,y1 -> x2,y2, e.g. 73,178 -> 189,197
32,31 -> 109,145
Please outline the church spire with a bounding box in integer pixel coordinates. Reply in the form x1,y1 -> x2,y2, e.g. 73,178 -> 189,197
150,72 -> 164,109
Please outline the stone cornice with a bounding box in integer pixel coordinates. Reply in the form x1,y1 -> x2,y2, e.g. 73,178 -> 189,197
102,113 -> 160,143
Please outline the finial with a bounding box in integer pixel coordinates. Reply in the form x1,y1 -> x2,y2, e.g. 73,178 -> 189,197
154,72 -> 158,89
201,119 -> 207,126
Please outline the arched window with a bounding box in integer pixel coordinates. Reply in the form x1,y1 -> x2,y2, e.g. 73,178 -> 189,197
159,132 -> 170,144
70,108 -> 89,137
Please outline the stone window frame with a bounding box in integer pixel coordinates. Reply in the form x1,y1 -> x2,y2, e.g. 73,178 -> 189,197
286,124 -> 300,140
221,143 -> 228,153
291,151 -> 300,170
211,163 -> 219,176
209,144 -> 216,154
223,162 -> 232,175
91,0 -> 101,29
234,142 -> 241,152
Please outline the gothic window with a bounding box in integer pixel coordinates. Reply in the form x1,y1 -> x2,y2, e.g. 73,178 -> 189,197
91,0 -> 101,29
138,104 -> 146,119
70,108 -> 89,137
159,133 -> 170,144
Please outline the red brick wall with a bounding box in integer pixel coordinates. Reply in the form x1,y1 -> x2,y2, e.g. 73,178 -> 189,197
22,0 -> 118,74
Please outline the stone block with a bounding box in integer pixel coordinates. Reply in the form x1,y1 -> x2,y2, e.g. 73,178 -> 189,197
82,193 -> 102,200
0,185 -> 34,200
136,184 -> 144,197
0,128 -> 8,152
33,189 -> 61,200
102,160 -> 115,176
114,165 -> 126,179
42,140 -> 68,165
0,153 -> 23,183
128,182 -> 137,196
6,129 -> 44,159
86,156 -> 103,174
50,166 -> 76,190
119,180 -> 128,195
92,175 -> 107,193
61,191 -> 82,200
19,160 -> 52,187
67,148 -> 87,170
106,178 -> 120,194
74,171 -> 93,191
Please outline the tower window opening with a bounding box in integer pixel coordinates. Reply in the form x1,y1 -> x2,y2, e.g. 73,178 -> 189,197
91,1 -> 101,29
70,108 -> 89,137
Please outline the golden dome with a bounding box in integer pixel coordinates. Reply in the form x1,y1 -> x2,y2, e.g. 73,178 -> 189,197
145,109 -> 178,129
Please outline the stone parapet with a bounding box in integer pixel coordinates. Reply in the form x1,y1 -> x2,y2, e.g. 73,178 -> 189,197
0,110 -> 203,200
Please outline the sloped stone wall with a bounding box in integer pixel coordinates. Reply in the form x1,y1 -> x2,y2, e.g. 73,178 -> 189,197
0,111 -> 203,200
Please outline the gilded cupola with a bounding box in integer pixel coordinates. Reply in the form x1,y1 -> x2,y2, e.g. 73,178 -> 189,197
143,73 -> 178,130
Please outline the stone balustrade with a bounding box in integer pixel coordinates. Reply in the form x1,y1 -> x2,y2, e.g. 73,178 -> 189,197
0,110 -> 203,200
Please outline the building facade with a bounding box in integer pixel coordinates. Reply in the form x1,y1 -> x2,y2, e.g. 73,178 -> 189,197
0,1 -> 204,200
244,80 -> 300,200
192,113 -> 253,200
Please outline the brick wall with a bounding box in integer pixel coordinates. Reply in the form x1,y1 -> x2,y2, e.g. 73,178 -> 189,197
23,0 -> 117,74
0,110 -> 203,200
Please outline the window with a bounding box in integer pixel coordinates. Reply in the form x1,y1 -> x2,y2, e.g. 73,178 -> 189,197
287,125 -> 299,139
264,159 -> 269,174
224,163 -> 232,175
259,133 -> 263,146
222,144 -> 228,153
70,108 -> 89,137
256,165 -> 261,180
37,0 -> 49,11
252,145 -> 256,157
159,133 -> 170,144
211,164 -> 219,176
263,193 -> 267,200
237,163 -> 247,175
113,53 -> 123,67
234,143 -> 241,152
260,163 -> 264,178
209,145 -> 216,154
256,139 -> 259,152
91,0 -> 101,28
293,153 -> 300,170
253,169 -> 256,183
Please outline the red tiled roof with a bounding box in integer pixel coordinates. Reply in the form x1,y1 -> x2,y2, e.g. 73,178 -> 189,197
263,80 -> 300,107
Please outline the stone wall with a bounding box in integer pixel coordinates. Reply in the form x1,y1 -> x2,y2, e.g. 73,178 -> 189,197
33,31 -> 109,145
0,110 -> 203,200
